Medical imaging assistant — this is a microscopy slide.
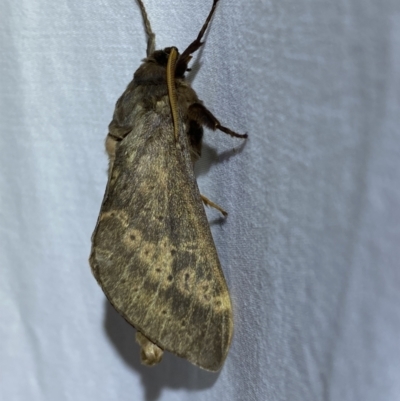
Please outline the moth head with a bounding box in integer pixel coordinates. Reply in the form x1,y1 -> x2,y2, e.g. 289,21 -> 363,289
151,47 -> 193,78
152,47 -> 180,67
134,47 -> 182,83
152,47 -> 190,78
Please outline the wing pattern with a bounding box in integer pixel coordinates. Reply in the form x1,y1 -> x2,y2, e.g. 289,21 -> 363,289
90,106 -> 233,371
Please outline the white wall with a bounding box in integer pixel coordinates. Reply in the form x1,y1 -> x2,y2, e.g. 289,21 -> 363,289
1,0 -> 399,400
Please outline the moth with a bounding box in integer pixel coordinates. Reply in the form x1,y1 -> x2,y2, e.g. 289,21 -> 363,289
90,0 -> 247,372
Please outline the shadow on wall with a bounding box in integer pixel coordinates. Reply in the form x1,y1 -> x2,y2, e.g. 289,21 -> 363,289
194,140 -> 248,179
103,300 -> 219,401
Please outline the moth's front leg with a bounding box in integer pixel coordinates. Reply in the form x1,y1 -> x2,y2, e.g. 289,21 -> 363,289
188,103 -> 247,217
105,121 -> 133,172
186,120 -> 227,216
188,103 -> 248,139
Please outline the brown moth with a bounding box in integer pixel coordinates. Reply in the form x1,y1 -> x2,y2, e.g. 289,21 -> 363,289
89,0 -> 247,372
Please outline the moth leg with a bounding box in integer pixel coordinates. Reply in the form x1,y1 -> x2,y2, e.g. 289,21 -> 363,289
201,194 -> 228,217
187,120 -> 203,163
136,331 -> 164,366
105,134 -> 118,162
188,103 -> 248,139
106,122 -> 132,172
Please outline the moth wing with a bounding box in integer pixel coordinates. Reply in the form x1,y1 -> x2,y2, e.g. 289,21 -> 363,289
90,115 -> 233,371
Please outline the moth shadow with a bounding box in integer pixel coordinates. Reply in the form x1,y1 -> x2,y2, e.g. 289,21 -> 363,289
217,138 -> 248,163
195,139 -> 248,178
209,216 -> 227,226
104,301 -> 219,401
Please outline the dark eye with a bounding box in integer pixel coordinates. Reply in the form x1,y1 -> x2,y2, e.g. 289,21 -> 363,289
152,47 -> 179,66
152,50 -> 167,66
153,48 -> 170,66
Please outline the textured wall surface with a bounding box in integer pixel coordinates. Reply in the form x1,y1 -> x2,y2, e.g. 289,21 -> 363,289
1,0 -> 399,400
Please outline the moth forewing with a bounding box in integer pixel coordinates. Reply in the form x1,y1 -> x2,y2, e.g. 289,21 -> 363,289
90,0 -> 246,372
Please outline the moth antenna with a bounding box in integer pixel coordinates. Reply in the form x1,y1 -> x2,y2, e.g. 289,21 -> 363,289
176,0 -> 219,75
166,47 -> 180,141
136,0 -> 155,56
